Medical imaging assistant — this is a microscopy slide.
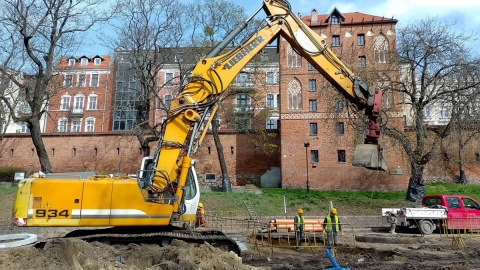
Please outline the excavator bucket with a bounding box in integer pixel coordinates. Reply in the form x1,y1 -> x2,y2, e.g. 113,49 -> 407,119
352,144 -> 387,171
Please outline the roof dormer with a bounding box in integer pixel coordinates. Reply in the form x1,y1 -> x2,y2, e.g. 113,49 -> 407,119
80,56 -> 89,66
326,7 -> 345,25
68,58 -> 76,66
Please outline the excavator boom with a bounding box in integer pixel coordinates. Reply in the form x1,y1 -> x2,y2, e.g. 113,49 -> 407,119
12,0 -> 386,249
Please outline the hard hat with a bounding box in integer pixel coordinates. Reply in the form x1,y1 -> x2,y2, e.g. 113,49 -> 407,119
330,208 -> 337,214
198,203 -> 203,208
298,208 -> 304,214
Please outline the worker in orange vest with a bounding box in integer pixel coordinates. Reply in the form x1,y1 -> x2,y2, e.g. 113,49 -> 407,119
195,202 -> 205,228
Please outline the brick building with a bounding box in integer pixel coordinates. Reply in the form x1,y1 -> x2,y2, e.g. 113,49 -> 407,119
278,8 -> 408,190
45,55 -> 114,133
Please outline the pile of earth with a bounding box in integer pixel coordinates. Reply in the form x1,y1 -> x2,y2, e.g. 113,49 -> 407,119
0,238 -> 266,270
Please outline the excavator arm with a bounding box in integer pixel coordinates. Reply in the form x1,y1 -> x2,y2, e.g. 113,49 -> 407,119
12,0 -> 385,231
151,0 -> 386,214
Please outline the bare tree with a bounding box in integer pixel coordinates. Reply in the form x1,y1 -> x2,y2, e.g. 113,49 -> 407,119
112,0 -> 187,156
186,0 -> 260,192
385,17 -> 480,201
0,0 -> 113,172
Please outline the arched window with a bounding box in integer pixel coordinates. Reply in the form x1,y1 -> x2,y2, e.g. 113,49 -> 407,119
288,78 -> 302,110
287,45 -> 302,68
377,75 -> 392,108
374,34 -> 388,63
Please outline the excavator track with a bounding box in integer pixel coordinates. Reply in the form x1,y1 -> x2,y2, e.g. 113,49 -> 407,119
34,226 -> 241,256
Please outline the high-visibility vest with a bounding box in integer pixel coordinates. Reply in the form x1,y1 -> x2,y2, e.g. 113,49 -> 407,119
325,215 -> 339,232
195,208 -> 205,225
295,215 -> 304,229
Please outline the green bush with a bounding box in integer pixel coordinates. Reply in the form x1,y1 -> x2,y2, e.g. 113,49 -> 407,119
0,167 -> 26,182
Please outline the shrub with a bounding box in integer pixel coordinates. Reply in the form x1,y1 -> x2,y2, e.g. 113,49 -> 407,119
0,167 -> 26,182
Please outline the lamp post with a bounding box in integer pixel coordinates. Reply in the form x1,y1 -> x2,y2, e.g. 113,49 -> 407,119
304,142 -> 310,193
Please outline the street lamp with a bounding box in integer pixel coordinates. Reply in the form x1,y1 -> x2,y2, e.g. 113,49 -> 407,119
304,142 -> 310,193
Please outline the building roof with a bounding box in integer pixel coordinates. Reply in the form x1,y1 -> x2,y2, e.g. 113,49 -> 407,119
301,8 -> 397,26
56,55 -> 112,69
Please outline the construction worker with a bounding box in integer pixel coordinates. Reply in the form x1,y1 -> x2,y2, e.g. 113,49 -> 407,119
385,211 -> 398,234
323,208 -> 341,248
195,202 -> 205,228
294,208 -> 305,250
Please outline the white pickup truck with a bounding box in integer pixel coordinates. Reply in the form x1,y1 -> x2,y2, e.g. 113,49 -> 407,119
381,194 -> 480,234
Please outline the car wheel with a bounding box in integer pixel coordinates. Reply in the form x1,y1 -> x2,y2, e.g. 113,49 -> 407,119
419,219 -> 435,235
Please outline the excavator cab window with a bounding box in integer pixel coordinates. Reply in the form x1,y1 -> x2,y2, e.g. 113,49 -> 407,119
138,157 -> 155,189
183,168 -> 197,200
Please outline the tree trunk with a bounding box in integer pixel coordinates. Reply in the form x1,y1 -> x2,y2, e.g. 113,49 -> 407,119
406,163 -> 425,202
458,137 -> 467,184
212,116 -> 231,192
29,118 -> 52,173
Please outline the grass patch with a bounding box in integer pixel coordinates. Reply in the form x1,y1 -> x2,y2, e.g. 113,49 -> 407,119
201,184 -> 480,217
0,186 -> 17,195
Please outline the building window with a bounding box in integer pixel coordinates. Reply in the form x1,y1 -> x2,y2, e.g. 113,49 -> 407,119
357,34 -> 365,46
308,79 -> 316,92
332,35 -> 340,47
287,45 -> 302,68
88,95 -> 97,110
423,107 -> 430,118
308,63 -> 315,70
58,118 -> 67,132
310,123 -> 317,135
374,34 -> 388,63
358,56 -> 366,68
337,150 -> 346,162
61,95 -> 70,110
64,75 -> 73,87
165,72 -> 174,85
266,71 -> 279,85
74,95 -> 84,111
20,122 -> 29,133
288,78 -> 302,110
310,150 -> 319,163
78,74 -> 86,87
309,99 -> 317,112
266,93 -> 277,108
90,74 -> 99,87
336,122 -> 344,135
164,94 -> 173,110
236,93 -> 251,111
266,117 -> 278,130
68,59 -> 75,66
334,99 -> 343,112
85,118 -> 95,132
235,73 -> 253,87
94,58 -> 101,65
80,58 -> 88,66
331,15 -> 339,24
235,116 -> 251,131
71,119 -> 81,132
441,104 -> 450,118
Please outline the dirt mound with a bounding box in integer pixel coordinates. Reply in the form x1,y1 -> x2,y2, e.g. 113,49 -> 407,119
0,238 -> 265,270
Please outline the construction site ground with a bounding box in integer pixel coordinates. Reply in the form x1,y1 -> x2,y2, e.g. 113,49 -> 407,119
2,191 -> 480,269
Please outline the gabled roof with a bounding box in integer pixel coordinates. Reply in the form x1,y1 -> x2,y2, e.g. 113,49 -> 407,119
56,55 -> 111,69
301,7 -> 397,26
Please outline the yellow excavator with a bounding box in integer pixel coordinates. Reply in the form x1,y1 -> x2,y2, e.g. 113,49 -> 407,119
12,0 -> 386,254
